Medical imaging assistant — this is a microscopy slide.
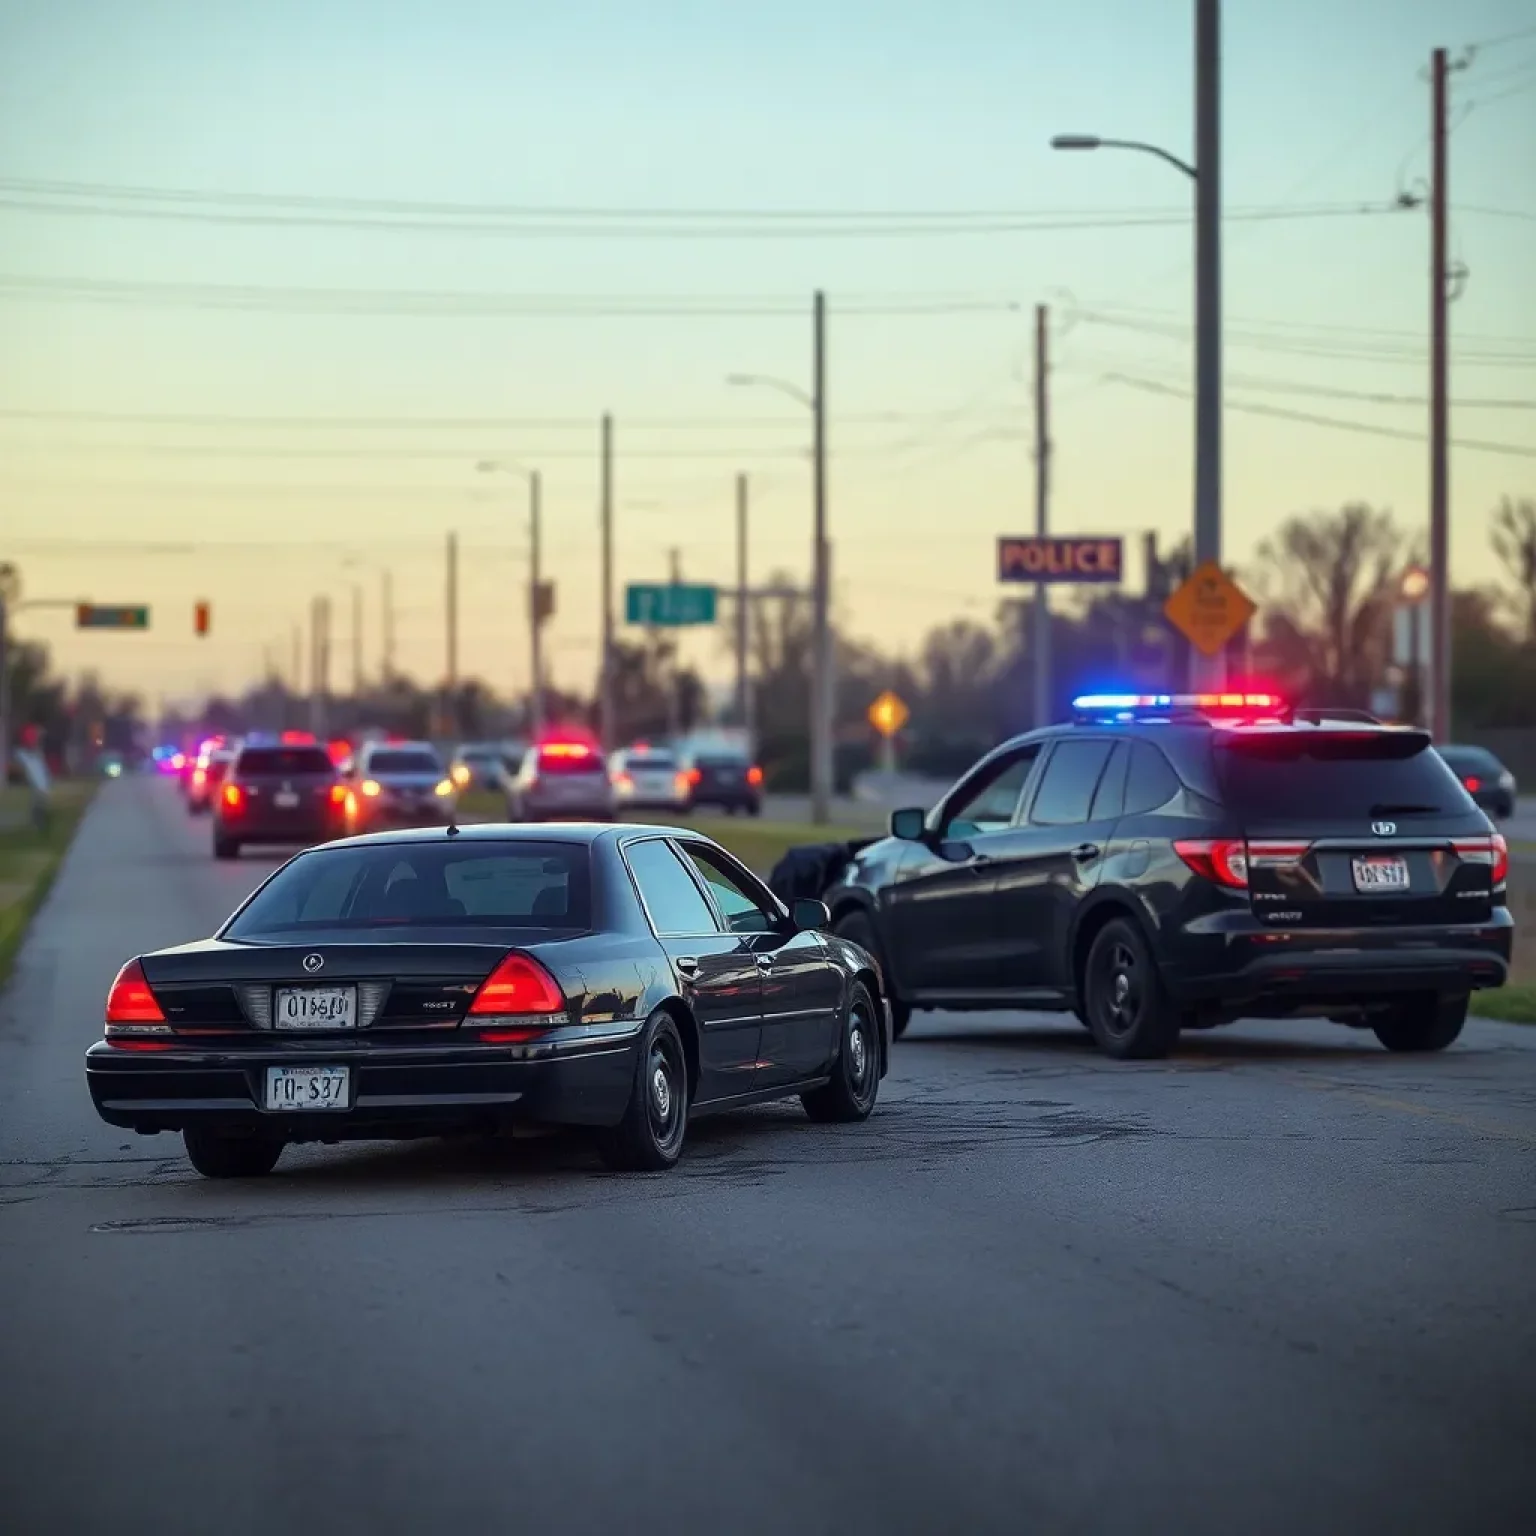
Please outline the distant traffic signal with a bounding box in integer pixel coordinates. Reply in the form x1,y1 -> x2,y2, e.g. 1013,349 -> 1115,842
194,600 -> 210,637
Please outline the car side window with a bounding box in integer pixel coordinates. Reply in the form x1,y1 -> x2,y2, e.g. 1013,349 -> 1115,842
1090,742 -> 1129,821
624,838 -> 720,936
1122,742 -> 1182,816
1028,740 -> 1116,826
945,748 -> 1039,836
678,844 -> 776,934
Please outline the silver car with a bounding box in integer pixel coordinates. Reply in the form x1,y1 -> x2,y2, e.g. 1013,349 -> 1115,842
348,741 -> 457,831
507,740 -> 615,821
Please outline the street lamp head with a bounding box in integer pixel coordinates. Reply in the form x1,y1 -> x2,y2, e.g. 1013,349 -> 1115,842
475,460 -> 499,474
1400,566 -> 1431,603
1051,134 -> 1103,151
725,374 -> 755,389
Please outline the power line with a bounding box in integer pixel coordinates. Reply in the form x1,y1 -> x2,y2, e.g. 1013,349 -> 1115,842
1466,23 -> 1536,50
1458,202 -> 1536,222
1106,373 -> 1536,457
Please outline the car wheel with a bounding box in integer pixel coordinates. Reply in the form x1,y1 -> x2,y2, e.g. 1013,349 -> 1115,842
832,909 -> 911,1039
213,836 -> 240,860
1373,993 -> 1468,1053
595,1010 -> 689,1171
182,1129 -> 283,1179
802,981 -> 881,1122
1083,918 -> 1183,1060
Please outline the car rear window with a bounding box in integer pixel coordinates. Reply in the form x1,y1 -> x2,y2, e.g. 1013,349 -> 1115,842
629,753 -> 676,770
1217,732 -> 1469,819
225,841 -> 591,935
236,747 -> 335,776
368,750 -> 443,775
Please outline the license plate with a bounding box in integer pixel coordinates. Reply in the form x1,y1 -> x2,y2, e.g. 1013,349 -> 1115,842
1352,856 -> 1410,891
274,985 -> 357,1029
274,790 -> 299,808
264,1065 -> 349,1111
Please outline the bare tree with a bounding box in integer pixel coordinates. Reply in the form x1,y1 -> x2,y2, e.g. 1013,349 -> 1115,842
1490,496 -> 1536,643
1250,504 -> 1408,707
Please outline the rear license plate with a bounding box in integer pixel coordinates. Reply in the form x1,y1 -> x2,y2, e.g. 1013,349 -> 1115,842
274,790 -> 299,808
264,1065 -> 349,1111
274,986 -> 357,1029
1352,856 -> 1410,891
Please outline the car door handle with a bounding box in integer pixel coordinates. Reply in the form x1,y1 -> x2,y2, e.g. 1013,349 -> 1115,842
1071,843 -> 1102,863
754,953 -> 774,970
674,957 -> 699,977
968,853 -> 994,872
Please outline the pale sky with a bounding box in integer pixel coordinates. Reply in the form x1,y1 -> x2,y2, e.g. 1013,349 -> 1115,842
0,0 -> 1532,711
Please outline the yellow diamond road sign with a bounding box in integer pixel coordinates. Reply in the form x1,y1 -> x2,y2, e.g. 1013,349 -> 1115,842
868,690 -> 909,738
1163,561 -> 1256,657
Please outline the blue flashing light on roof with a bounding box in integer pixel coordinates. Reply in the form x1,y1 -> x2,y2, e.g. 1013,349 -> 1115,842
1071,690 -> 1288,722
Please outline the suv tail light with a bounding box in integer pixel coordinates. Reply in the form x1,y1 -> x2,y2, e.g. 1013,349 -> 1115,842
1453,833 -> 1508,887
105,958 -> 170,1036
747,765 -> 764,787
329,783 -> 349,806
1173,839 -> 1311,890
468,953 -> 565,1037
222,783 -> 245,811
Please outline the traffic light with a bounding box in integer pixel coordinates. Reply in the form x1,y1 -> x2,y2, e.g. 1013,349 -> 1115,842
194,600 -> 210,637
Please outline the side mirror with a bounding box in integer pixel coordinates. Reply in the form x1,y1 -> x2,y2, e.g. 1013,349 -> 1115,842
938,839 -> 975,863
889,806 -> 926,841
791,897 -> 831,932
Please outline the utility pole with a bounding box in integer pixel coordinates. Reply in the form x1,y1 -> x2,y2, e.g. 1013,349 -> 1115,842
736,473 -> 751,739
1429,45 -> 1451,744
381,569 -> 394,681
529,470 -> 544,736
290,624 -> 301,698
445,532 -> 459,740
309,596 -> 329,738
666,547 -> 682,741
1192,0 -> 1224,691
811,290 -> 833,824
1033,303 -> 1052,729
599,413 -> 615,752
351,584 -> 363,696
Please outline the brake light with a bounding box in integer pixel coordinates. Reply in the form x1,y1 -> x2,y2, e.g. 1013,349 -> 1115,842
468,953 -> 565,1017
541,742 -> 593,761
614,772 -> 634,791
329,783 -> 349,806
684,768 -> 702,787
1453,833 -> 1508,887
1464,776 -> 1482,792
170,752 -> 186,771
192,767 -> 206,789
747,765 -> 764,787
105,958 -> 168,1032
1174,838 -> 1250,889
222,783 -> 244,811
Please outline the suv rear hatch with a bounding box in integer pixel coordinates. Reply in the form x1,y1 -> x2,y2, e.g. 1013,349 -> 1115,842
1211,725 -> 1504,927
232,746 -> 340,824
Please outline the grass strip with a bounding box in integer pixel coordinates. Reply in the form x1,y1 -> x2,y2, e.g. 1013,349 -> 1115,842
0,781 -> 97,989
1470,984 -> 1536,1025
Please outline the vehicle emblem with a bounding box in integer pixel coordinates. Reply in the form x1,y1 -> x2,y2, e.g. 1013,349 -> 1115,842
1371,821 -> 1396,837
302,953 -> 325,973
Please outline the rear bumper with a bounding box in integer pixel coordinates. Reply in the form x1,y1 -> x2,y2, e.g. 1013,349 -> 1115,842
1163,910 -> 1513,1014
217,815 -> 340,845
85,1030 -> 640,1139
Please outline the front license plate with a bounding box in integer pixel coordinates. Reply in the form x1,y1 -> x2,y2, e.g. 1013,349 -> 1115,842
1352,856 -> 1410,891
265,1065 -> 349,1111
274,985 -> 357,1029
273,790 -> 299,808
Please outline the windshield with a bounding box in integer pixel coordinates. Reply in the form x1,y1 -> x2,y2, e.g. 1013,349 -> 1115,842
226,841 -> 592,936
236,747 -> 335,777
367,749 -> 443,776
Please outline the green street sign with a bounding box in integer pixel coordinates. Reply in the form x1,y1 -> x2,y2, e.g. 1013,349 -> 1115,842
625,583 -> 717,627
76,604 -> 150,630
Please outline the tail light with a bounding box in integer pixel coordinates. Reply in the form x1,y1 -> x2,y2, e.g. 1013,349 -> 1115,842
105,958 -> 169,1035
1464,776 -> 1482,792
1453,833 -> 1508,887
1174,839 -> 1311,890
615,772 -> 634,791
684,768 -> 702,787
192,767 -> 207,789
222,783 -> 244,811
747,765 -> 764,787
329,783 -> 349,806
361,779 -> 382,798
468,953 -> 565,1036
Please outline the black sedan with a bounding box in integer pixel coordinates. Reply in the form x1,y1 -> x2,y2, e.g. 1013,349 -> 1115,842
1437,744 -> 1517,820
85,823 -> 889,1178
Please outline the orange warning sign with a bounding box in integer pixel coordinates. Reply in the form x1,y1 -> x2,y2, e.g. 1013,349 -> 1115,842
1163,561 -> 1256,656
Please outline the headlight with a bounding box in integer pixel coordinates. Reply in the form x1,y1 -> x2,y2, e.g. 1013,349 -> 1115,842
361,779 -> 382,798
451,764 -> 471,786
435,779 -> 454,798
1501,771 -> 1515,789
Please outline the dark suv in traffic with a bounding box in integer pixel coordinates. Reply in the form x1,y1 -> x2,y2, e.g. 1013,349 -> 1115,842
819,694 -> 1510,1059
214,743 -> 345,859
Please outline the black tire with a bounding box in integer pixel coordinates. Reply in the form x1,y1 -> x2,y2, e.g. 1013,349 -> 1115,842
183,1129 -> 283,1179
595,1010 -> 689,1171
213,836 -> 240,861
1373,993 -> 1467,1053
1083,918 -> 1183,1060
832,909 -> 911,1039
802,981 -> 882,1122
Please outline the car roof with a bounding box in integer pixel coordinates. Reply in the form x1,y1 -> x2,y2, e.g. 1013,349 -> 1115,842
314,820 -> 712,852
364,739 -> 437,754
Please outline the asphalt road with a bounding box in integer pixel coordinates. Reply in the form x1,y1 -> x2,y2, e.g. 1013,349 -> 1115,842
3,779 -> 1535,1536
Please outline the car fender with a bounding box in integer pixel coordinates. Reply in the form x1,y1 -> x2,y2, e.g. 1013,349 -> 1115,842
1066,885 -> 1163,998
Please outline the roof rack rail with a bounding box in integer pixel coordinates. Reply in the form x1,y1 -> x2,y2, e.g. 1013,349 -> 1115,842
1290,707 -> 1382,726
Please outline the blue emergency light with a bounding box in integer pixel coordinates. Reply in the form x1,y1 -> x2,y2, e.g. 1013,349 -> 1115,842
1071,690 -> 1286,723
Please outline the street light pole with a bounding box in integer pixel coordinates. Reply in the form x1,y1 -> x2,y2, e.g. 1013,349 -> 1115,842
1052,0 -> 1224,689
811,291 -> 832,824
529,469 -> 545,737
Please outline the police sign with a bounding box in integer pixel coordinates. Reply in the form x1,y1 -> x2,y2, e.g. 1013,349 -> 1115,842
997,536 -> 1124,585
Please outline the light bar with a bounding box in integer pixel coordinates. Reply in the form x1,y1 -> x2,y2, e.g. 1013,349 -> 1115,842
1072,691 -> 1285,715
